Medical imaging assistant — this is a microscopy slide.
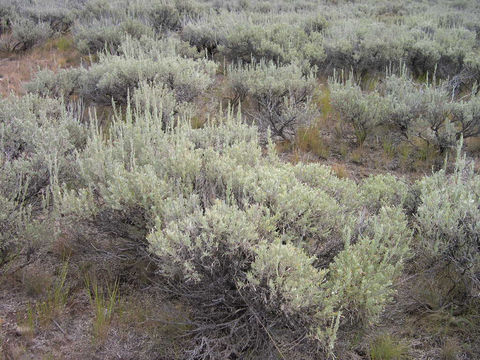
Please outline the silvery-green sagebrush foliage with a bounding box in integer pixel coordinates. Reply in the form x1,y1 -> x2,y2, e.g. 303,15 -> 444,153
0,17 -> 51,52
329,74 -> 390,146
72,0 -> 201,54
24,68 -> 85,98
0,94 -> 86,267
450,87 -> 480,139
141,0 -> 201,33
0,3 -> 14,34
330,71 -> 480,151
54,92 -> 411,358
74,18 -> 153,54
0,194 -> 26,266
327,207 -> 410,325
221,21 -> 326,66
21,0 -> 75,33
416,140 -> 480,300
382,72 -> 457,152
132,82 -> 194,130
359,174 -> 409,213
27,37 -> 217,105
0,0 -> 79,51
386,73 -> 480,150
228,61 -> 319,139
4,0 -> 480,81
177,0 -> 480,81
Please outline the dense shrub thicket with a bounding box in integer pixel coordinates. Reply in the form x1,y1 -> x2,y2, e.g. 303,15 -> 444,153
416,140 -> 480,301
228,61 -> 318,139
330,71 -> 480,151
3,79 -> 479,357
2,85 -> 466,357
0,94 -> 86,266
26,37 -> 217,105
3,0 -> 480,82
0,0 -> 77,51
51,95 -> 412,357
2,0 -> 480,359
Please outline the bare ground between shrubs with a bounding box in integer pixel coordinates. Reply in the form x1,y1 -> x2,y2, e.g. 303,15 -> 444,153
2,253 -> 479,360
0,36 -> 80,97
0,245 -> 190,360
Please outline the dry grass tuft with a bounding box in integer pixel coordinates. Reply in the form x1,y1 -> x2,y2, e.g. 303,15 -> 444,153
331,163 -> 349,178
294,125 -> 329,159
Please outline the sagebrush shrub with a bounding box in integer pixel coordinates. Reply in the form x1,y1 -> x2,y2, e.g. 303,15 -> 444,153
328,206 -> 411,325
74,18 -> 153,54
0,94 -> 85,200
331,71 -> 477,153
1,17 -> 51,52
0,3 -> 15,34
383,73 -> 427,139
27,38 -> 217,105
0,94 -> 86,268
54,99 -> 411,358
0,194 -> 23,267
8,1 -> 480,358
181,17 -> 223,54
25,68 -> 85,98
330,74 -> 389,146
132,82 -> 194,130
228,60 -> 318,139
359,174 -> 409,213
23,1 -> 74,33
148,3 -> 181,32
450,88 -> 480,139
416,140 -> 480,300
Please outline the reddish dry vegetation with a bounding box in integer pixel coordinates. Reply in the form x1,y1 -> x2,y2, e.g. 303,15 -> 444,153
0,36 -> 80,97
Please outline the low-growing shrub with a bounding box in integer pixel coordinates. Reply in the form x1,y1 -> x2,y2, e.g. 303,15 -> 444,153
55,101 -> 411,358
74,18 -> 153,55
24,68 -> 85,98
132,81 -> 194,130
148,2 -> 181,32
386,74 -> 457,153
181,17 -> 224,55
327,206 -> 411,325
0,17 -> 51,52
450,88 -> 480,139
0,3 -> 15,35
330,74 -> 389,146
0,194 -> 27,267
331,71 -> 478,153
416,140 -> 480,301
415,83 -> 456,153
0,94 -> 86,200
27,38 -> 217,105
23,1 -> 74,33
383,73 -> 427,139
228,61 -> 318,139
359,174 -> 409,213
0,94 -> 86,268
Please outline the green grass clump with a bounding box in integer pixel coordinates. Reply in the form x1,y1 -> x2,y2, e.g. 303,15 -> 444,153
369,335 -> 409,360
85,276 -> 119,343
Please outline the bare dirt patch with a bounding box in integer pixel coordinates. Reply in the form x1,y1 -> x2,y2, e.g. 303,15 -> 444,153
0,36 -> 81,97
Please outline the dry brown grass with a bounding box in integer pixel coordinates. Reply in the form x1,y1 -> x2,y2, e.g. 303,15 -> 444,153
331,163 -> 349,178
0,35 -> 81,97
